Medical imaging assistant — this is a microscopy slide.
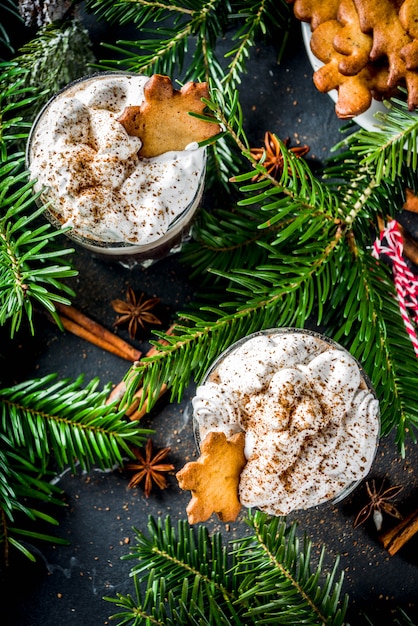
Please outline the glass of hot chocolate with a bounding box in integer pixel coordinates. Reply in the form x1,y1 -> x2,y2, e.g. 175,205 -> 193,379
191,327 -> 380,516
26,72 -> 209,268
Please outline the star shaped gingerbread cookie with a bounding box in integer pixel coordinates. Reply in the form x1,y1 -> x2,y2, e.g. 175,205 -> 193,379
176,430 -> 246,524
117,74 -> 221,157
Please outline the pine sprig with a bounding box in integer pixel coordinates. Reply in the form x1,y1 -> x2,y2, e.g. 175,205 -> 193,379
86,0 -> 194,29
234,512 -> 347,625
0,62 -> 39,158
0,61 -> 81,337
223,0 -> 288,87
0,371 -> 150,565
337,95 -> 418,184
118,88 -> 418,457
105,511 -> 348,625
0,442 -> 68,564
90,0 -> 289,90
12,19 -> 96,121
92,0 -> 230,83
0,154 -> 78,336
0,374 -> 151,471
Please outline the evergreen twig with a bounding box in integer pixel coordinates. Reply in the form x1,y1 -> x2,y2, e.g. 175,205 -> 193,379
11,18 -> 96,122
0,374 -> 150,566
334,94 -> 418,184
88,0 -> 289,87
104,511 -> 348,625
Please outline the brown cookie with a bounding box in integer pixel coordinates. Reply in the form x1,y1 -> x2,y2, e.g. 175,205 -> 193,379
176,431 -> 246,524
291,0 -> 418,115
118,74 -> 221,158
353,0 -> 418,108
311,19 -> 390,117
286,0 -> 340,30
400,0 -> 418,70
333,0 -> 373,75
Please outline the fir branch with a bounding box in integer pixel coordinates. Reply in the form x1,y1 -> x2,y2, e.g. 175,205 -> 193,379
0,440 -> 67,566
105,512 -> 347,625
86,0 -> 195,29
321,157 -> 418,453
0,374 -> 151,472
325,248 -> 418,455
0,62 -> 81,337
222,0 -> 288,87
337,95 -> 418,184
0,154 -> 78,336
101,24 -> 194,79
121,91 -> 418,456
118,94 -> 354,408
234,511 -> 347,625
12,18 -> 96,121
0,62 -> 38,159
91,0 -> 289,90
93,0 -> 229,83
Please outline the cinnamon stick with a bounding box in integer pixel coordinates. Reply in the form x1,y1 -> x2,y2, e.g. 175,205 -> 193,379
403,188 -> 418,214
107,325 -> 175,417
127,383 -> 168,421
399,225 -> 418,266
55,302 -> 141,362
380,508 -> 418,555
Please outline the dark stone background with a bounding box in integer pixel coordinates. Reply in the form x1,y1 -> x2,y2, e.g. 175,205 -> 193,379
2,5 -> 418,625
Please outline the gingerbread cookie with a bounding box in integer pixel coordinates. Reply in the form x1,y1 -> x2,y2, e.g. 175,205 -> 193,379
289,0 -> 418,116
311,19 -> 390,117
353,0 -> 418,108
117,74 -> 220,158
400,0 -> 418,70
333,0 -> 373,75
286,0 -> 340,31
176,431 -> 246,524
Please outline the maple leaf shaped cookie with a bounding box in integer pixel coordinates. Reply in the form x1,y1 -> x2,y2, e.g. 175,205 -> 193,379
176,431 -> 246,524
117,74 -> 220,158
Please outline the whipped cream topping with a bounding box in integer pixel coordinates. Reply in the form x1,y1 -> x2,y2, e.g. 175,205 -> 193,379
193,331 -> 380,515
27,74 -> 205,245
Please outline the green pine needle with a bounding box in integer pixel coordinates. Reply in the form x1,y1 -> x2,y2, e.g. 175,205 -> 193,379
105,512 -> 348,625
0,374 -> 150,472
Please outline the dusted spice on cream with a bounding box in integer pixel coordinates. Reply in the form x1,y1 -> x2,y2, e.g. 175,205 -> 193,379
27,74 -> 205,245
192,331 -> 380,515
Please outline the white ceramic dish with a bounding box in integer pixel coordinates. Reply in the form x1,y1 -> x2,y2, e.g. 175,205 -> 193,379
301,22 -> 388,131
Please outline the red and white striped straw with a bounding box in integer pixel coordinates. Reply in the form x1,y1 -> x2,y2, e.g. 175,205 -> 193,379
373,219 -> 418,357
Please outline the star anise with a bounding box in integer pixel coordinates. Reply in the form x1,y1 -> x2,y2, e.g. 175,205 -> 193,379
249,131 -> 310,182
124,438 -> 175,497
111,287 -> 161,339
354,479 -> 403,531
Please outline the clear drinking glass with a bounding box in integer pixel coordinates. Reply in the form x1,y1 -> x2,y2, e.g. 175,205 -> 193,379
26,72 -> 206,268
191,327 -> 380,513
